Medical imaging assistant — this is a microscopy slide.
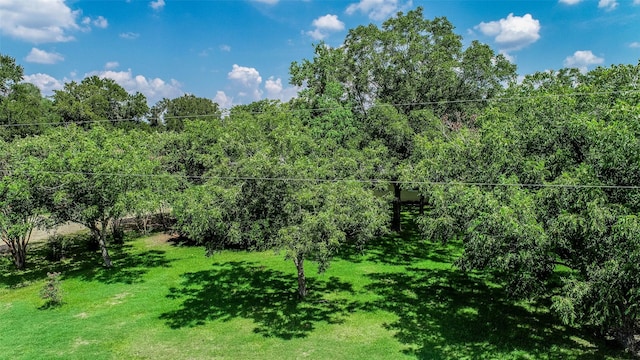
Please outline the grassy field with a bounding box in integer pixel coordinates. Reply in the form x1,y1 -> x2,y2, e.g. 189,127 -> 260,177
0,215 -> 632,359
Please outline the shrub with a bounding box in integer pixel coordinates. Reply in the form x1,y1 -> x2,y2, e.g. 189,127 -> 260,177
40,272 -> 63,308
46,235 -> 69,261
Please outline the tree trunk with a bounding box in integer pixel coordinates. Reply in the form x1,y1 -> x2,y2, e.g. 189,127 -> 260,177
90,223 -> 112,268
142,215 -> 149,234
3,227 -> 32,270
98,230 -> 113,268
294,255 -> 307,299
111,218 -> 124,244
392,183 -> 402,232
419,195 -> 425,215
13,242 -> 26,269
159,204 -> 171,231
615,320 -> 638,355
6,241 -> 27,270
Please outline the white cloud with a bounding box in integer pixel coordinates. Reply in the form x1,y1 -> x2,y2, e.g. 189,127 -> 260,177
228,64 -> 263,99
0,1 -> 108,43
25,47 -> 64,64
306,29 -> 326,41
220,67 -> 299,105
476,13 -> 541,52
88,69 -> 183,103
630,42 -> 640,48
23,73 -> 64,94
92,16 -> 108,29
0,0 -> 81,43
105,61 -> 119,69
228,65 -> 262,86
150,0 -> 165,11
598,0 -> 618,10
313,14 -> 345,31
499,51 -> 515,63
265,77 -> 300,101
306,14 -> 345,40
635,0 -> 640,5
564,50 -> 604,72
119,32 -> 140,40
265,77 -> 283,95
560,0 -> 623,8
253,0 -> 279,4
220,44 -> 231,52
214,91 -> 233,108
81,15 -> 108,30
345,0 -> 411,21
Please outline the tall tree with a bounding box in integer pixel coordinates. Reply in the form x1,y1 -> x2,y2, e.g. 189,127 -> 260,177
31,126 -> 163,267
0,54 -> 23,97
277,180 -> 388,297
291,8 -> 515,231
0,83 -> 55,140
410,62 -> 640,353
151,94 -> 221,131
171,103 -> 388,298
0,139 -> 50,269
53,76 -> 148,128
0,55 -> 56,139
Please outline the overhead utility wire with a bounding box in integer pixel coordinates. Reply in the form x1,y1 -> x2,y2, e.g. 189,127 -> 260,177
1,89 -> 639,129
2,169 -> 640,190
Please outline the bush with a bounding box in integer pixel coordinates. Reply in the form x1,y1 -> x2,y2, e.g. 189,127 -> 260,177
111,220 -> 125,245
112,226 -> 125,244
40,272 -> 63,308
46,234 -> 69,261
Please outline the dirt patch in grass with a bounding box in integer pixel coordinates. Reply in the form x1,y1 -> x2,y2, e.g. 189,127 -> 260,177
142,233 -> 179,247
0,222 -> 87,254
31,223 -> 88,243
108,292 -> 132,305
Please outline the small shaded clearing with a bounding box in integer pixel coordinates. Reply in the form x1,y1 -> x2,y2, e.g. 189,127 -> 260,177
1,233 -> 173,288
160,261 -> 358,339
362,267 -> 627,359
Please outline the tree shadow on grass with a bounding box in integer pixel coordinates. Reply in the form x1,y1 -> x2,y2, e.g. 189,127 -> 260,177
167,235 -> 200,248
70,247 -> 172,284
362,268 -> 631,359
0,234 -> 173,288
159,261 -> 358,339
338,211 -> 457,267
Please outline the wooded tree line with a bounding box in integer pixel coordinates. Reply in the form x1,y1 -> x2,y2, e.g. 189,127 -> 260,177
1,7 -> 639,354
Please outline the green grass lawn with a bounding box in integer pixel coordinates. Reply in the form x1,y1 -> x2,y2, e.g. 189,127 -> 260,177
0,216 -> 632,359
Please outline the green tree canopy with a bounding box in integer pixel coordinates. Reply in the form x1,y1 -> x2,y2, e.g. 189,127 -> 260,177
171,102 -> 389,297
0,83 -> 56,140
0,138 -> 51,269
0,54 -> 23,97
151,94 -> 221,131
53,76 -> 148,128
23,125 -> 164,267
290,8 -> 516,231
409,62 -> 640,352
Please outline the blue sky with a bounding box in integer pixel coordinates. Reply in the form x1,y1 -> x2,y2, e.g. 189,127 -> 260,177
1,0 -> 639,106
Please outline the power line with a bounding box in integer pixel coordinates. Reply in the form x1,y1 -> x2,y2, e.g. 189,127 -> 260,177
1,89 -> 639,129
2,169 -> 639,190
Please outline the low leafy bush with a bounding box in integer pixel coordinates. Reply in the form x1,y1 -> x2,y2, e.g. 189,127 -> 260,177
46,235 -> 70,261
40,272 -> 63,308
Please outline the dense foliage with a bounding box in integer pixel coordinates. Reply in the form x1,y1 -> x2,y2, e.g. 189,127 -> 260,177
405,64 -> 640,352
1,7 -> 639,354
